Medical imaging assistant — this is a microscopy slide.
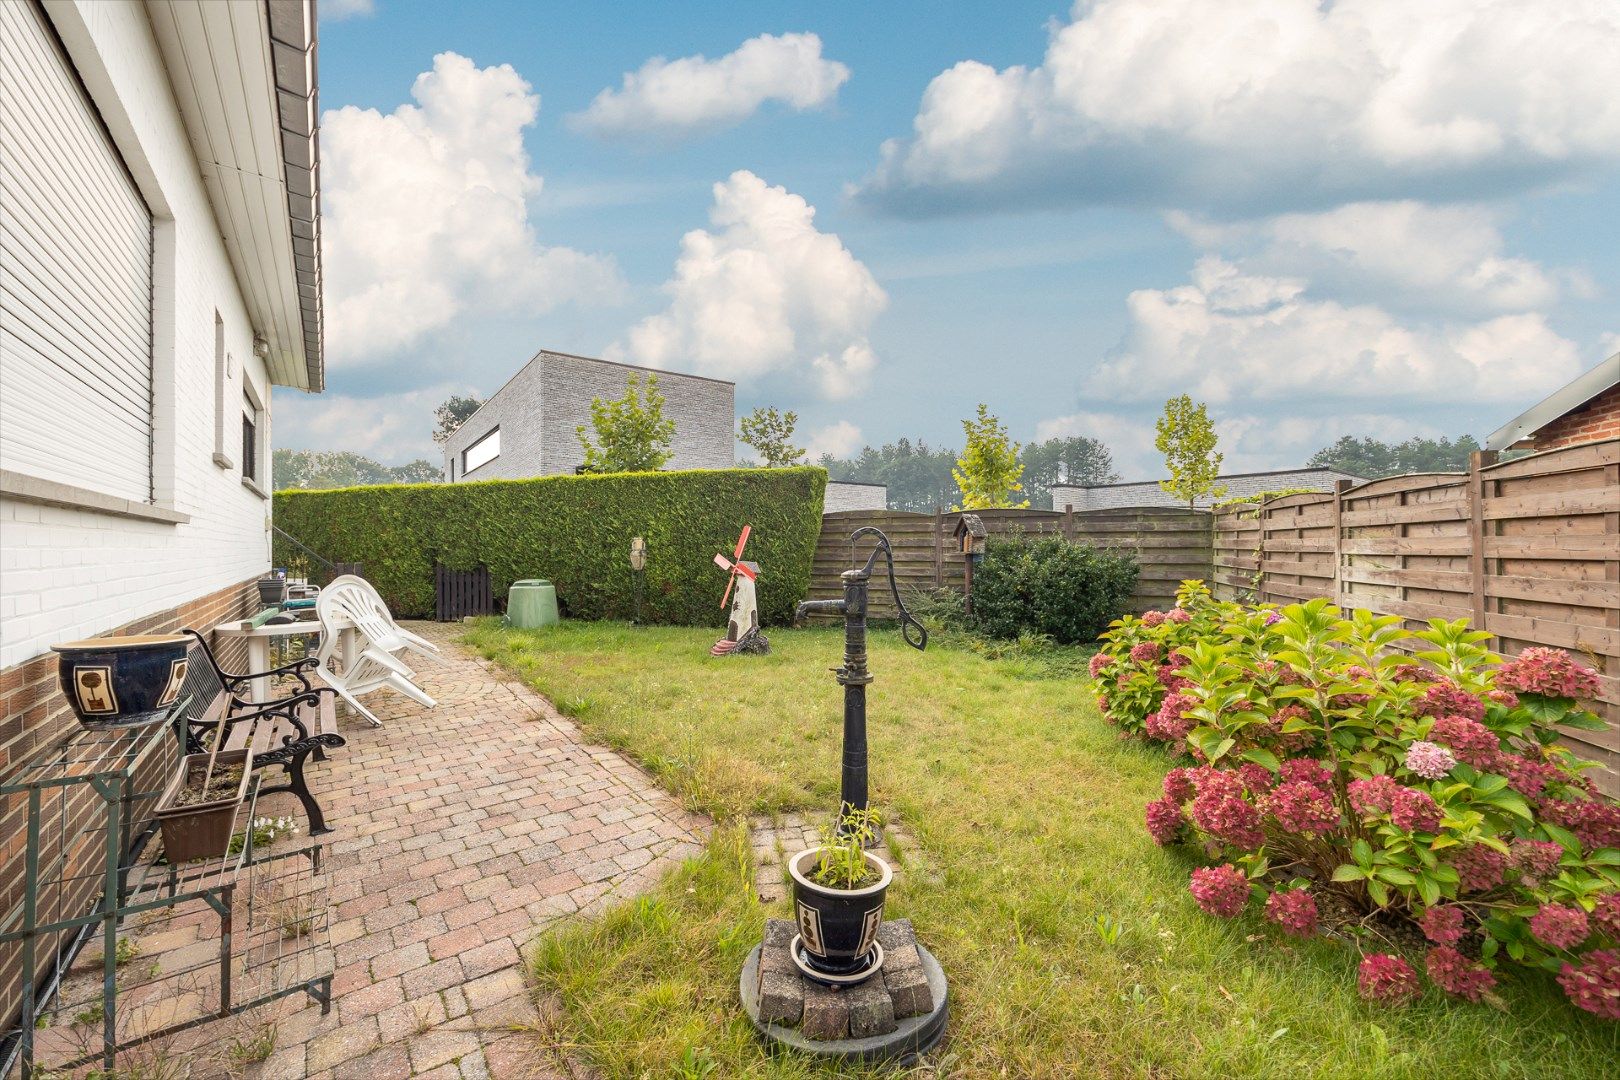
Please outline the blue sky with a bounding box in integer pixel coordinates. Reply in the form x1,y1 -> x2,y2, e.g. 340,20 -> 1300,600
275,0 -> 1620,477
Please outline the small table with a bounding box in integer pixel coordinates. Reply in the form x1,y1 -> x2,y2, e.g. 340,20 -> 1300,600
213,614 -> 357,703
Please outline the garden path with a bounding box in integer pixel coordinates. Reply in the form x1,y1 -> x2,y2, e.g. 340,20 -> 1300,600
246,621 -> 710,1080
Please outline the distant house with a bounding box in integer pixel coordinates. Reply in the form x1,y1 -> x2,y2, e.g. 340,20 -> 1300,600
443,350 -> 735,481
1052,466 -> 1363,511
1486,353 -> 1620,452
824,480 -> 887,513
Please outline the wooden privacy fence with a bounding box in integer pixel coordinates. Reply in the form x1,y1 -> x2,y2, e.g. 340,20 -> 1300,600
809,506 -> 1213,618
1214,439 -> 1620,796
433,563 -> 495,621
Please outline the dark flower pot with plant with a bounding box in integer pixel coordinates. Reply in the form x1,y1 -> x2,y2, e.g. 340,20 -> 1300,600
787,808 -> 892,981
155,747 -> 251,864
257,577 -> 287,606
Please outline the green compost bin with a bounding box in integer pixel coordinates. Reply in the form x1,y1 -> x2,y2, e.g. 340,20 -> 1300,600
506,579 -> 559,629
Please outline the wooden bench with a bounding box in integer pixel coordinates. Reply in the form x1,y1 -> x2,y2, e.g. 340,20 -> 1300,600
177,628 -> 347,835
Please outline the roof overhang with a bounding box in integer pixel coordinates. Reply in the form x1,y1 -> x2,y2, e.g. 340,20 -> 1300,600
1486,353 -> 1620,451
146,0 -> 324,392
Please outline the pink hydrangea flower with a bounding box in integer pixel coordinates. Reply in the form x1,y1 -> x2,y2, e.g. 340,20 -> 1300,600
1261,609 -> 1283,626
1542,798 -> 1620,852
1264,780 -> 1339,836
1141,611 -> 1167,628
1449,845 -> 1507,893
1278,758 -> 1334,793
1414,682 -> 1485,724
1264,888 -> 1318,937
1163,767 -> 1197,804
1418,905 -> 1466,946
1265,704 -> 1318,751
1497,647 -> 1601,699
1088,652 -> 1114,678
1500,753 -> 1561,800
1237,763 -> 1276,795
1156,664 -> 1191,691
1190,792 -> 1265,850
1145,797 -> 1185,846
1557,950 -> 1620,1020
1192,767 -> 1244,801
1145,693 -> 1198,742
1530,903 -> 1590,950
1485,688 -> 1519,710
1129,641 -> 1162,664
1427,715 -> 1499,769
1189,864 -> 1249,918
1166,607 -> 1192,624
1096,695 -> 1109,713
1508,839 -> 1563,884
1403,741 -> 1456,780
1348,775 -> 1401,817
1357,954 -> 1421,1005
1426,945 -> 1496,1002
1594,893 -> 1620,940
1390,787 -> 1442,833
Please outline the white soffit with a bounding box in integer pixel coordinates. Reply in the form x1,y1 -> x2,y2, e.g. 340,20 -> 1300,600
146,0 -> 323,391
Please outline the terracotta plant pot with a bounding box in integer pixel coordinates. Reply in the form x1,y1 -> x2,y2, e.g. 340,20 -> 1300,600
155,749 -> 251,864
52,635 -> 191,730
788,848 -> 892,978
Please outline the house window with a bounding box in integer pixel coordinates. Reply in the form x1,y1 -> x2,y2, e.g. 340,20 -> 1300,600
462,427 -> 500,475
242,394 -> 257,482
212,313 -> 233,467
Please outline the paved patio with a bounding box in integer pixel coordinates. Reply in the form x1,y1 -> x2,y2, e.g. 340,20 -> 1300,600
244,621 -> 709,1079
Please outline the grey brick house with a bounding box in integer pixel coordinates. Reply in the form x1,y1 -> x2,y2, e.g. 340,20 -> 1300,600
444,350 -> 735,481
1051,466 -> 1364,510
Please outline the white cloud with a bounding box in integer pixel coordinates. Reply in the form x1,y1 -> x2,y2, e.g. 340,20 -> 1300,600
321,53 -> 622,365
611,171 -> 887,399
806,420 -> 863,460
857,0 -> 1620,213
272,384 -> 455,465
1167,202 -> 1577,315
323,0 -> 376,21
1085,255 -> 1580,408
571,33 -> 849,140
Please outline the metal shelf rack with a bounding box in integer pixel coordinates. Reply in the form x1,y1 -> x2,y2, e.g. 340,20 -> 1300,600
0,708 -> 332,1076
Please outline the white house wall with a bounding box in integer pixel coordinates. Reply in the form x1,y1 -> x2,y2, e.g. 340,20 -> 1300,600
0,0 -> 273,669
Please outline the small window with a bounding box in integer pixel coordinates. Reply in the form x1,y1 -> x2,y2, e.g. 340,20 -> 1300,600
242,393 -> 258,482
212,312 -> 232,466
462,427 -> 500,474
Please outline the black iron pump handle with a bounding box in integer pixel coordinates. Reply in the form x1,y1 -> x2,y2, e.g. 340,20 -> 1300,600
849,527 -> 928,652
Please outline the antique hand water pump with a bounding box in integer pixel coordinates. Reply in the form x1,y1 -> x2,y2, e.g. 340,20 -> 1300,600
794,527 -> 928,825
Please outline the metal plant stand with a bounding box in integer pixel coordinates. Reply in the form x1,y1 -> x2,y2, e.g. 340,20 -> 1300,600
0,711 -> 332,1077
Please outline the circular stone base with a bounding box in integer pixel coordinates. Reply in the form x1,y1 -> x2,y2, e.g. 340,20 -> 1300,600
739,942 -> 948,1063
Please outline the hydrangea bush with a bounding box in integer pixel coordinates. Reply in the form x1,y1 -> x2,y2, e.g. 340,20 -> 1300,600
1093,585 -> 1620,1019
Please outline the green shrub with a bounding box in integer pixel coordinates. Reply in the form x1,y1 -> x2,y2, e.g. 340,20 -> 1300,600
272,467 -> 826,626
969,533 -> 1138,644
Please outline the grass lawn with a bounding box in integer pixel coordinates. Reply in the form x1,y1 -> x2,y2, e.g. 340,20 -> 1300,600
462,619 -> 1618,1078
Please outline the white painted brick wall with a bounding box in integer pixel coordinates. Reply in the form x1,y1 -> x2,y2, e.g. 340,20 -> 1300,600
0,2 -> 273,669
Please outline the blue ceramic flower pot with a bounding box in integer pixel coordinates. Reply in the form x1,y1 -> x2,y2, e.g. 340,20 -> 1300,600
52,635 -> 192,729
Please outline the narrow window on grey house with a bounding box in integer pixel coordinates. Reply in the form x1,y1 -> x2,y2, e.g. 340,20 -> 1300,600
462,427 -> 500,475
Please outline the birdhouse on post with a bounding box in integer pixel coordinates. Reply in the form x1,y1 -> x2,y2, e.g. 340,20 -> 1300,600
953,514 -> 988,615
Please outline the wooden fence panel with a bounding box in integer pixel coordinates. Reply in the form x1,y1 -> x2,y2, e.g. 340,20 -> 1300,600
809,507 -> 1212,618
434,563 -> 495,621
1212,440 -> 1619,796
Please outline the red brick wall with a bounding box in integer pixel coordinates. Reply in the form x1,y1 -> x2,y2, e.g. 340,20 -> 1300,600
1529,383 -> 1620,450
0,576 -> 262,1033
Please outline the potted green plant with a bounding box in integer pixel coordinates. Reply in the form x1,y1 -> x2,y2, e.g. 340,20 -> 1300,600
155,737 -> 250,864
52,634 -> 191,730
787,807 -> 892,981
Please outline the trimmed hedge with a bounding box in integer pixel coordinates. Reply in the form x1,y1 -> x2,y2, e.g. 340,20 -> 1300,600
272,467 -> 826,626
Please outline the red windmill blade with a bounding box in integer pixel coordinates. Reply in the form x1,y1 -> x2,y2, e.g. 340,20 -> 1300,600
713,525 -> 757,609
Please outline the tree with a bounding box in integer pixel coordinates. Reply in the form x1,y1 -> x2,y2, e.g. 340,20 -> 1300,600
432,394 -> 484,445
1154,395 -> 1226,507
272,449 -> 442,489
818,438 -> 959,511
576,373 -> 675,474
738,406 -> 805,467
952,404 -> 1028,510
1308,433 -> 1480,478
1021,435 -> 1121,509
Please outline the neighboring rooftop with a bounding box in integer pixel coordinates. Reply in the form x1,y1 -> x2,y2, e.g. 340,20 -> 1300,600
1051,466 -> 1364,511
1486,353 -> 1620,452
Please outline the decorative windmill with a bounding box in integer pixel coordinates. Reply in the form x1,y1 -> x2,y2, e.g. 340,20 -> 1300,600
712,525 -> 768,655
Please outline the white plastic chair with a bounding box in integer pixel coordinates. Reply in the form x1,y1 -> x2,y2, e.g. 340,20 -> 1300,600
345,576 -> 444,665
315,577 -> 436,726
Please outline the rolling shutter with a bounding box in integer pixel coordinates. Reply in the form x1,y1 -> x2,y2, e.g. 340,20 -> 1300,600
0,0 -> 154,503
